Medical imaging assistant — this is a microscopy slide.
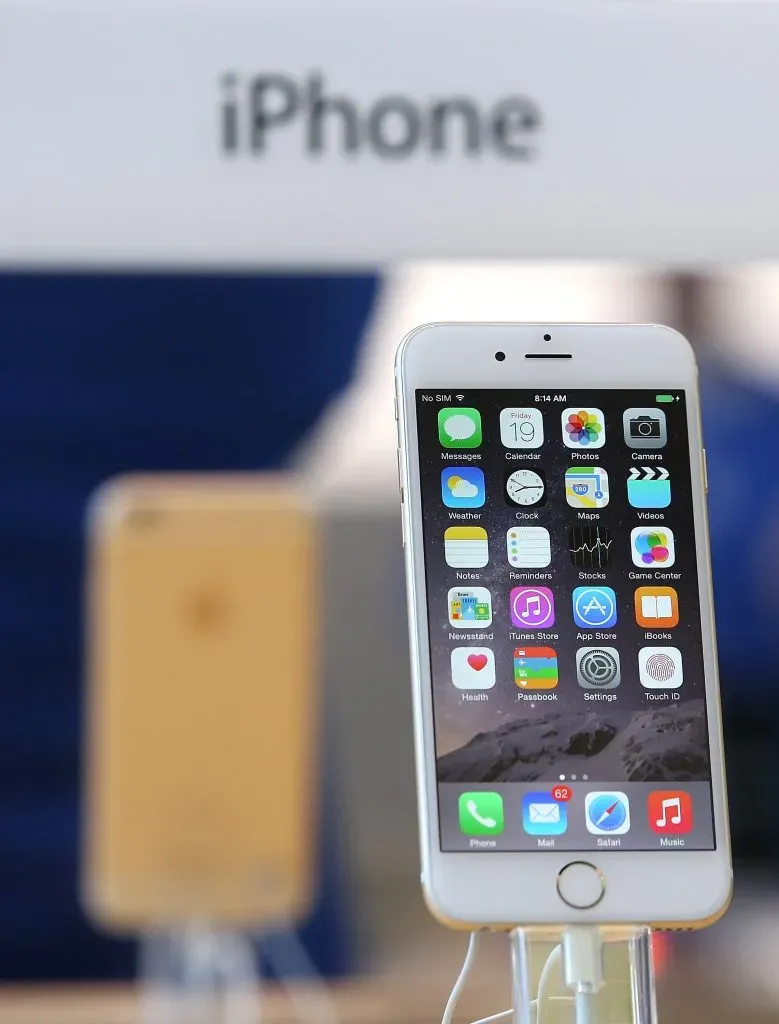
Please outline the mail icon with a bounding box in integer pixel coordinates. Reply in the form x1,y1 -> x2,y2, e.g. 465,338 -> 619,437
530,802 -> 560,824
522,793 -> 567,835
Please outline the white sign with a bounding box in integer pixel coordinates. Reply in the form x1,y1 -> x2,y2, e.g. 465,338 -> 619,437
2,0 -> 779,264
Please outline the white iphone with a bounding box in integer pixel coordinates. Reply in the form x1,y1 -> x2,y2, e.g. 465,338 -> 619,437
395,323 -> 731,929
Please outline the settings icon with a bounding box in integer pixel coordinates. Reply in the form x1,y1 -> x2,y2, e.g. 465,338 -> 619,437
576,647 -> 621,689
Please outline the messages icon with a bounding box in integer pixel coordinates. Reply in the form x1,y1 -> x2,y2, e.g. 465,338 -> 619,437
522,792 -> 567,836
438,407 -> 482,449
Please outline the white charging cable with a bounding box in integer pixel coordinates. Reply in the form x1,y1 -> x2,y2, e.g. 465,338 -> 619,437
442,926 -> 604,1024
561,926 -> 604,1024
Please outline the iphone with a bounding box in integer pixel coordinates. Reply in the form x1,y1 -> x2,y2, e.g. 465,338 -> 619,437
395,323 -> 731,928
84,475 -> 317,931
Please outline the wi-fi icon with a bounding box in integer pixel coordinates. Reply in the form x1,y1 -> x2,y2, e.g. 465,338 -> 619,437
455,394 -> 465,401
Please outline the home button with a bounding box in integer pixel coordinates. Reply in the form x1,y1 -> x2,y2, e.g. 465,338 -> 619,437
556,861 -> 605,910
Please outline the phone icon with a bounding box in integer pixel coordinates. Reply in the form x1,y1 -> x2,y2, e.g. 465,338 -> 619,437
458,791 -> 504,836
439,408 -> 482,449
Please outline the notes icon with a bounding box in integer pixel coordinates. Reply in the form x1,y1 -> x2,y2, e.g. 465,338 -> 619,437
445,526 -> 489,568
648,791 -> 693,835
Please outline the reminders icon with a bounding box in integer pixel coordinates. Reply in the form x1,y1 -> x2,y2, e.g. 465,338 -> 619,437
445,527 -> 489,568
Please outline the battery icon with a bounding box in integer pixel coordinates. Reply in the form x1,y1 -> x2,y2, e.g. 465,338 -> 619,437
656,394 -> 675,403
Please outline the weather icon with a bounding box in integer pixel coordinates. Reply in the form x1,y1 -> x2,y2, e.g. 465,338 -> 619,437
441,467 -> 485,508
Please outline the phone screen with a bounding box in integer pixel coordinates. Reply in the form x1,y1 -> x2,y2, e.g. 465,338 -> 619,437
414,389 -> 715,853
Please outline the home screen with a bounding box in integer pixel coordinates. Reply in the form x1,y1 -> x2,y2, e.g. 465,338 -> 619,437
416,390 -> 715,853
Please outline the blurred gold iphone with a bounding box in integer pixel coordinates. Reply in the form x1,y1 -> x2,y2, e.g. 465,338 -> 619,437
83,475 -> 316,931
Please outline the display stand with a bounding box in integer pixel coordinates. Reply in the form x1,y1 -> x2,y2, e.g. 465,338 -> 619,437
138,925 -> 337,1024
139,927 -> 260,1024
507,926 -> 657,1024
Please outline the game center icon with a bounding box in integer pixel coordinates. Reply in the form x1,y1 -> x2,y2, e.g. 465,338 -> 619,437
631,527 -> 675,568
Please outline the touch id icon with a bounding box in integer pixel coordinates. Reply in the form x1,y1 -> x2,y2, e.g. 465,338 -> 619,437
639,647 -> 683,688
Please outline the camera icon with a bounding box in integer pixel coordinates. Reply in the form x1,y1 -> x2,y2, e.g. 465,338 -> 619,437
623,407 -> 667,449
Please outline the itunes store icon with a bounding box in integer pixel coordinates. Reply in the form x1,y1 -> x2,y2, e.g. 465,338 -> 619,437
510,587 -> 555,629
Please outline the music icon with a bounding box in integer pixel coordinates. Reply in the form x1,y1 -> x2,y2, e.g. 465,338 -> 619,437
648,791 -> 693,835
510,587 -> 555,629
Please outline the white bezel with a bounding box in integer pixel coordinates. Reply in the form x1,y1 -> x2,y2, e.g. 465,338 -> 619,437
395,322 -> 731,928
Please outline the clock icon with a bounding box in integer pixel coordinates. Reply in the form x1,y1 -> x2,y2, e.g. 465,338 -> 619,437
505,468 -> 546,507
